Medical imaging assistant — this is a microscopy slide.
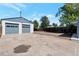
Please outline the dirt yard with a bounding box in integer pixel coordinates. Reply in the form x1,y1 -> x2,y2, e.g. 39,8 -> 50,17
0,31 -> 79,56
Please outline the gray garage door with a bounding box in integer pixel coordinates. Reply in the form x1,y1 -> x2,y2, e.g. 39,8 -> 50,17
22,24 -> 30,33
5,23 -> 19,34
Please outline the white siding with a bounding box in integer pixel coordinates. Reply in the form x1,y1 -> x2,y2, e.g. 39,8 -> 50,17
0,24 -> 2,35
77,20 -> 79,39
19,23 -> 22,34
30,24 -> 34,33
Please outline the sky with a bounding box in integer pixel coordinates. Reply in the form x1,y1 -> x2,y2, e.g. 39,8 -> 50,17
0,3 -> 64,25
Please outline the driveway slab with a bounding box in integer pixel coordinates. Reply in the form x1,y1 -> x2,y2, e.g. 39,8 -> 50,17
0,31 -> 79,56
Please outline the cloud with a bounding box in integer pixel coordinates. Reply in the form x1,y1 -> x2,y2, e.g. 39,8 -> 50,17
1,3 -> 26,11
15,3 -> 26,8
3,3 -> 21,11
25,13 -> 59,25
47,14 -> 54,18
46,14 -> 59,25
0,14 -> 11,19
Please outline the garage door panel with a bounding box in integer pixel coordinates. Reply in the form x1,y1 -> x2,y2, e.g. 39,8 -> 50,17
5,23 -> 19,34
22,24 -> 30,33
22,28 -> 30,33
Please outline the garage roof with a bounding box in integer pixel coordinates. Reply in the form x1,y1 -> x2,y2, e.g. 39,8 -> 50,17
1,17 -> 33,23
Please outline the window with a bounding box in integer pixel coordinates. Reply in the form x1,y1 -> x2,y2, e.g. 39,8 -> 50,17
22,24 -> 30,28
6,23 -> 19,28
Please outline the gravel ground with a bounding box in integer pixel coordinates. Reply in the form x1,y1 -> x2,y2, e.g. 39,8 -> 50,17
0,31 -> 79,56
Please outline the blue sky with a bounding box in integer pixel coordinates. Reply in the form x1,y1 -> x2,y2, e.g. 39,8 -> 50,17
0,3 -> 64,25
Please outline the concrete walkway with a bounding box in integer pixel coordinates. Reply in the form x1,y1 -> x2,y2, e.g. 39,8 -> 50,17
0,31 -> 79,56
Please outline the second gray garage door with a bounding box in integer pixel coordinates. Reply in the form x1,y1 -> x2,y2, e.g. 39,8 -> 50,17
5,23 -> 19,34
22,24 -> 30,33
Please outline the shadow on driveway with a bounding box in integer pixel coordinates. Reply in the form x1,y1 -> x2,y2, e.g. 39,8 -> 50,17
58,33 -> 72,38
34,31 -> 71,40
14,44 -> 31,53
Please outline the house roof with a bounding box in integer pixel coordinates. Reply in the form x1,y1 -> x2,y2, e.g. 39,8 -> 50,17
1,17 -> 33,24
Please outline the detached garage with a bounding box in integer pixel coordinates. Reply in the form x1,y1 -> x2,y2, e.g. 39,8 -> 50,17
0,17 -> 34,35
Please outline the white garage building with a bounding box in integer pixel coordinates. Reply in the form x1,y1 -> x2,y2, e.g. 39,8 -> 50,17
0,17 -> 33,36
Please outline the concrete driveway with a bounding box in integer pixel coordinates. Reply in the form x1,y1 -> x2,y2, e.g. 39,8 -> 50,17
0,31 -> 79,56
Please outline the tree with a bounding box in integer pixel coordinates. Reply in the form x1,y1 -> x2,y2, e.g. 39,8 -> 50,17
52,23 -> 57,27
40,16 -> 50,30
33,20 -> 39,31
56,3 -> 79,27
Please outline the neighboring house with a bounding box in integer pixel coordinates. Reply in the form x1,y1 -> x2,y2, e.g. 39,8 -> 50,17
0,17 -> 33,36
47,25 -> 54,28
71,20 -> 79,40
